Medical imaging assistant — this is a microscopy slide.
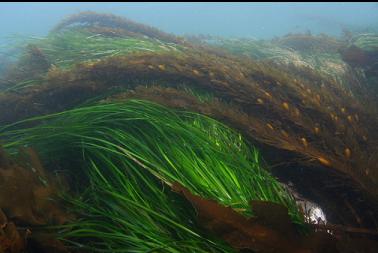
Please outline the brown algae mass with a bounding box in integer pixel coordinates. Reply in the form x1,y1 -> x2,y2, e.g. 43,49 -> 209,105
1,11 -> 378,253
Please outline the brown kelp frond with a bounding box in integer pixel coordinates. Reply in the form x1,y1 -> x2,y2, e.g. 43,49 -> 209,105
106,86 -> 378,229
0,147 -> 70,226
0,147 -> 71,252
172,182 -> 300,253
190,33 -> 353,85
0,208 -> 27,253
51,11 -> 186,44
172,182 -> 346,253
103,80 -> 378,203
1,49 -> 377,204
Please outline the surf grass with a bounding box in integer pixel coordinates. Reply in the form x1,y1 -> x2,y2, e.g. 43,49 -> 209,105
204,36 -> 348,80
1,99 -> 304,252
33,28 -> 182,69
1,27 -> 183,92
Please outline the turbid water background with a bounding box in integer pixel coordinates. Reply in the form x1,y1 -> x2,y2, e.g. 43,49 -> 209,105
1,2 -> 377,42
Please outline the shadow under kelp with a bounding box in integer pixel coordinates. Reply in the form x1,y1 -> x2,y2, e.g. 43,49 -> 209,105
0,11 -> 378,252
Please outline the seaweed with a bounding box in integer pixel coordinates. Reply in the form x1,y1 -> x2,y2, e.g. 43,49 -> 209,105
3,49 -> 375,204
0,213 -> 27,253
172,182 -> 343,253
1,33 -> 378,227
1,99 -> 306,252
0,147 -> 71,253
1,11 -> 378,251
51,11 -> 186,45
189,33 -> 351,83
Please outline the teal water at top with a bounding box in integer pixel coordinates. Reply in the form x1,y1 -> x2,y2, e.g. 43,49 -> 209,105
0,2 -> 377,42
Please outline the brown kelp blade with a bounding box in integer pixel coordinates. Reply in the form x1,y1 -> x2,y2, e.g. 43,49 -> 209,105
0,147 -> 72,252
171,182 -> 344,253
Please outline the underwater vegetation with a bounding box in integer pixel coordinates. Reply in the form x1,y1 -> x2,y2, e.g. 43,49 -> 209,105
186,33 -> 359,89
0,11 -> 378,252
189,32 -> 378,112
51,11 -> 187,45
338,33 -> 378,99
1,99 -> 308,252
0,13 -> 184,92
0,146 -> 70,253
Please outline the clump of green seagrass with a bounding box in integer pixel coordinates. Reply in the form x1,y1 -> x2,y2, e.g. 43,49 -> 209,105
1,99 -> 304,252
